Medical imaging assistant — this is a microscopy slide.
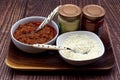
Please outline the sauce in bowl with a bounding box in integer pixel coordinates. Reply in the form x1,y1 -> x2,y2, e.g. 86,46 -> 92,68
13,22 -> 57,44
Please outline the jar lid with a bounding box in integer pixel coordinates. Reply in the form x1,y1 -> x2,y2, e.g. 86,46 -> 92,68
58,4 -> 81,18
83,4 -> 105,20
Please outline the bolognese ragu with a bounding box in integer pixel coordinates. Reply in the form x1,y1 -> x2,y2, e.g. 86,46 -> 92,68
13,22 -> 56,44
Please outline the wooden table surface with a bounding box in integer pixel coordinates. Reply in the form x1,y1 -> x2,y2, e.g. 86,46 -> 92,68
0,0 -> 120,80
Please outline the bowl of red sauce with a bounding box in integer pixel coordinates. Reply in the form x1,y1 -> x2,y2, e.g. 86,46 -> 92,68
11,16 -> 59,53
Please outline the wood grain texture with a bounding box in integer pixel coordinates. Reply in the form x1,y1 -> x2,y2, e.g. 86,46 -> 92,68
5,24 -> 115,71
0,0 -> 120,80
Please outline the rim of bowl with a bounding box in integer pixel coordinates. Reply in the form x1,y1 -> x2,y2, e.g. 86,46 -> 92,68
56,31 -> 105,61
11,16 -> 59,46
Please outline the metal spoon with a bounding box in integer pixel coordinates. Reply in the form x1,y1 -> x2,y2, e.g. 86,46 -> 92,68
35,5 -> 61,32
32,44 -> 89,54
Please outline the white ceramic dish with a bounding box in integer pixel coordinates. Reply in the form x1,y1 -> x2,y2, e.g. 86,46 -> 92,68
10,16 -> 59,53
56,31 -> 105,66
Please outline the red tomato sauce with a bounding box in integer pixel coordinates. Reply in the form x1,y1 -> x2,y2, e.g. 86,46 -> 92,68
13,22 -> 57,44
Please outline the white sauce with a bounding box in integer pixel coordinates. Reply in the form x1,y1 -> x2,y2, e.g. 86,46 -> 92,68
60,34 -> 101,60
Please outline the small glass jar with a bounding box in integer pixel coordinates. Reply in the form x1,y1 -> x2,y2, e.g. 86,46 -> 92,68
81,4 -> 105,36
58,4 -> 81,33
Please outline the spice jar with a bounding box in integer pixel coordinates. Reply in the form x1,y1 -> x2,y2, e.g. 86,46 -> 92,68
81,4 -> 105,36
58,4 -> 81,33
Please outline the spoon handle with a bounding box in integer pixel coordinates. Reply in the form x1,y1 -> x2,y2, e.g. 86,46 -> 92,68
36,5 -> 61,32
32,44 -> 89,54
32,44 -> 68,50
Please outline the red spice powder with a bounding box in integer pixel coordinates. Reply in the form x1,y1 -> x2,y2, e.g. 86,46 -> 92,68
13,22 -> 57,44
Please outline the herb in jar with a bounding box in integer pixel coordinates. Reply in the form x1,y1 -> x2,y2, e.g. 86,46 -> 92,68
58,4 -> 81,33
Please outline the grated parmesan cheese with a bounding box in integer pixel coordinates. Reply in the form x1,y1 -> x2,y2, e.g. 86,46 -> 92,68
60,34 -> 101,60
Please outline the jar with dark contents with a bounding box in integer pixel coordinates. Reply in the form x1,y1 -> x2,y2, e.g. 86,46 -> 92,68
58,4 -> 81,33
81,4 -> 105,36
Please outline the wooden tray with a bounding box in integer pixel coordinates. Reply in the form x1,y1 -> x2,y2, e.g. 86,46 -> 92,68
5,25 -> 115,71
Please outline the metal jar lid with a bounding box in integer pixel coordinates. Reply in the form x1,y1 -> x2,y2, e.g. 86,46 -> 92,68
82,4 -> 105,20
58,4 -> 81,18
